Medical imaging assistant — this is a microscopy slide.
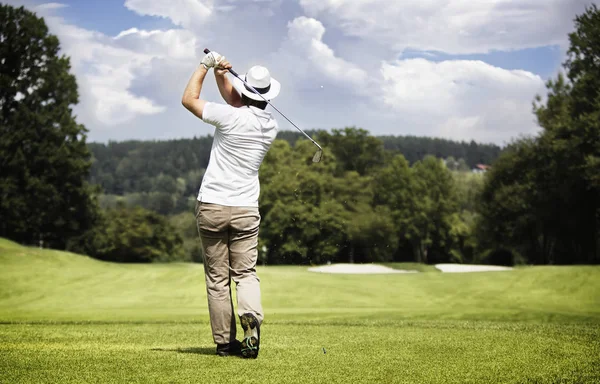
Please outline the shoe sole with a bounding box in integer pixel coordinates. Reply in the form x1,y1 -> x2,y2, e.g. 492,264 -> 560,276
240,313 -> 259,359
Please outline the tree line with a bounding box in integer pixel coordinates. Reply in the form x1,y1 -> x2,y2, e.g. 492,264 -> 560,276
87,131 -> 501,216
1,3 -> 598,265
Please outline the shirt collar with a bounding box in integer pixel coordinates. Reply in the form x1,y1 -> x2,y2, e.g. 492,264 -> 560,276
247,105 -> 271,118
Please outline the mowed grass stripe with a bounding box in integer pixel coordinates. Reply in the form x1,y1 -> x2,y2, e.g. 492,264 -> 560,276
0,239 -> 597,323
1,322 -> 598,384
1,238 -> 599,383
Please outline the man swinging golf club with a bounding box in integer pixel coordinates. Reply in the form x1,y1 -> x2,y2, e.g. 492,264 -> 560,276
182,50 -> 280,358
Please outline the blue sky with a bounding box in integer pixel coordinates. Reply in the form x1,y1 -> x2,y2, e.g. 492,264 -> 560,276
52,0 -> 175,34
7,0 -> 591,145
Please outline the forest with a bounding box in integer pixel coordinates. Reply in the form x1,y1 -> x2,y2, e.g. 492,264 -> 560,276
85,129 -> 500,264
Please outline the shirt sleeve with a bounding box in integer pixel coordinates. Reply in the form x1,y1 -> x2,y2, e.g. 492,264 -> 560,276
202,102 -> 238,133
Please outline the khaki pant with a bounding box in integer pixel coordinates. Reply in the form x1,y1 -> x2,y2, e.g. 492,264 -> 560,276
195,201 -> 263,345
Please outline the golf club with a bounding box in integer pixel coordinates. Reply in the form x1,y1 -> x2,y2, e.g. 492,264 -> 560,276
204,48 -> 323,163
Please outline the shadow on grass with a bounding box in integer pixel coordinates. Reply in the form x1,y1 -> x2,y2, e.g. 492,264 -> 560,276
151,347 -> 215,355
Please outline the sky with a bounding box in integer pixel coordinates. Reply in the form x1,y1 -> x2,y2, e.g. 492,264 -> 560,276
7,0 -> 592,145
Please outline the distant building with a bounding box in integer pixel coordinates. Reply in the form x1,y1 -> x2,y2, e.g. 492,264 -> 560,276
472,164 -> 491,173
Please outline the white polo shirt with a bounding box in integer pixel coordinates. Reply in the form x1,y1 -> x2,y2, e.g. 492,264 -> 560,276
198,102 -> 278,207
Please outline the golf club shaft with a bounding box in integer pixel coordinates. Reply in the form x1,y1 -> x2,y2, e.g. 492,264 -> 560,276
204,48 -> 323,152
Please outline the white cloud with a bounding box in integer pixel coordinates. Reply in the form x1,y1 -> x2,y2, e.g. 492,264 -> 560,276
298,0 -> 590,54
35,2 -> 68,11
280,17 -> 368,90
41,15 -> 198,126
124,0 -> 213,28
379,58 -> 546,143
271,15 -> 546,143
122,0 -> 282,31
113,28 -> 197,60
10,0 -> 570,144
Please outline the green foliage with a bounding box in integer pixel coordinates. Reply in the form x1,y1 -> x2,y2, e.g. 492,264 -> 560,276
99,191 -> 194,216
89,138 -> 210,196
372,154 -> 416,258
453,171 -> 485,212
478,5 -> 600,265
380,135 -> 502,167
371,155 -> 469,263
417,157 -> 461,261
446,171 -> 484,263
346,205 -> 398,263
257,133 -> 474,265
87,129 -> 501,207
84,127 -> 499,264
257,133 -> 410,265
0,4 -> 98,249
70,205 -> 185,263
169,212 -> 203,263
317,127 -> 386,176
258,138 -> 345,264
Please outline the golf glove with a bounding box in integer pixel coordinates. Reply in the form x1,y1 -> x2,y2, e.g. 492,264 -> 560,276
201,51 -> 224,69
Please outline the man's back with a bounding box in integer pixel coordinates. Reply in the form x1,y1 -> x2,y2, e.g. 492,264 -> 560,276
199,102 -> 278,207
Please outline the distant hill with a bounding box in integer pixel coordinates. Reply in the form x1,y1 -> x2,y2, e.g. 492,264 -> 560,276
379,135 -> 502,168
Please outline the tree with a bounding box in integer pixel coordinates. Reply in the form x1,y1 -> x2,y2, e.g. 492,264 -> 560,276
258,138 -> 343,264
477,138 -> 541,264
548,4 -> 600,263
478,5 -> 600,264
169,211 -> 203,262
372,154 -> 418,261
410,156 -> 459,263
317,127 -> 385,176
373,155 -> 461,263
448,171 -> 484,263
346,205 -> 398,263
0,5 -> 98,248
72,205 -> 186,263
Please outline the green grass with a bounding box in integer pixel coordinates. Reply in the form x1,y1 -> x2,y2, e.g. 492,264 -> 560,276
1,238 -> 599,383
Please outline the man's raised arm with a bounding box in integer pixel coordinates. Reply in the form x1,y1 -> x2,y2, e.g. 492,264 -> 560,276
215,59 -> 242,107
181,51 -> 223,119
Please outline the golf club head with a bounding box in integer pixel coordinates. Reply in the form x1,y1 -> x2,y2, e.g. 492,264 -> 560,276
312,149 -> 323,163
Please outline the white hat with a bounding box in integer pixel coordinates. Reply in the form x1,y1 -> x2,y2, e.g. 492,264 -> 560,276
232,65 -> 280,101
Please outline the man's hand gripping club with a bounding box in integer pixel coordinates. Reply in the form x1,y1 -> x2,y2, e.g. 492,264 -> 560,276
200,51 -> 224,70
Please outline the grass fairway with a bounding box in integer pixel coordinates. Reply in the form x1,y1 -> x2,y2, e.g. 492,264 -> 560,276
1,238 -> 599,383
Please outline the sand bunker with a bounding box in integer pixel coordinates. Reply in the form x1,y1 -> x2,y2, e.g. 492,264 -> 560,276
434,264 -> 513,273
307,263 -> 514,274
307,263 -> 417,274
